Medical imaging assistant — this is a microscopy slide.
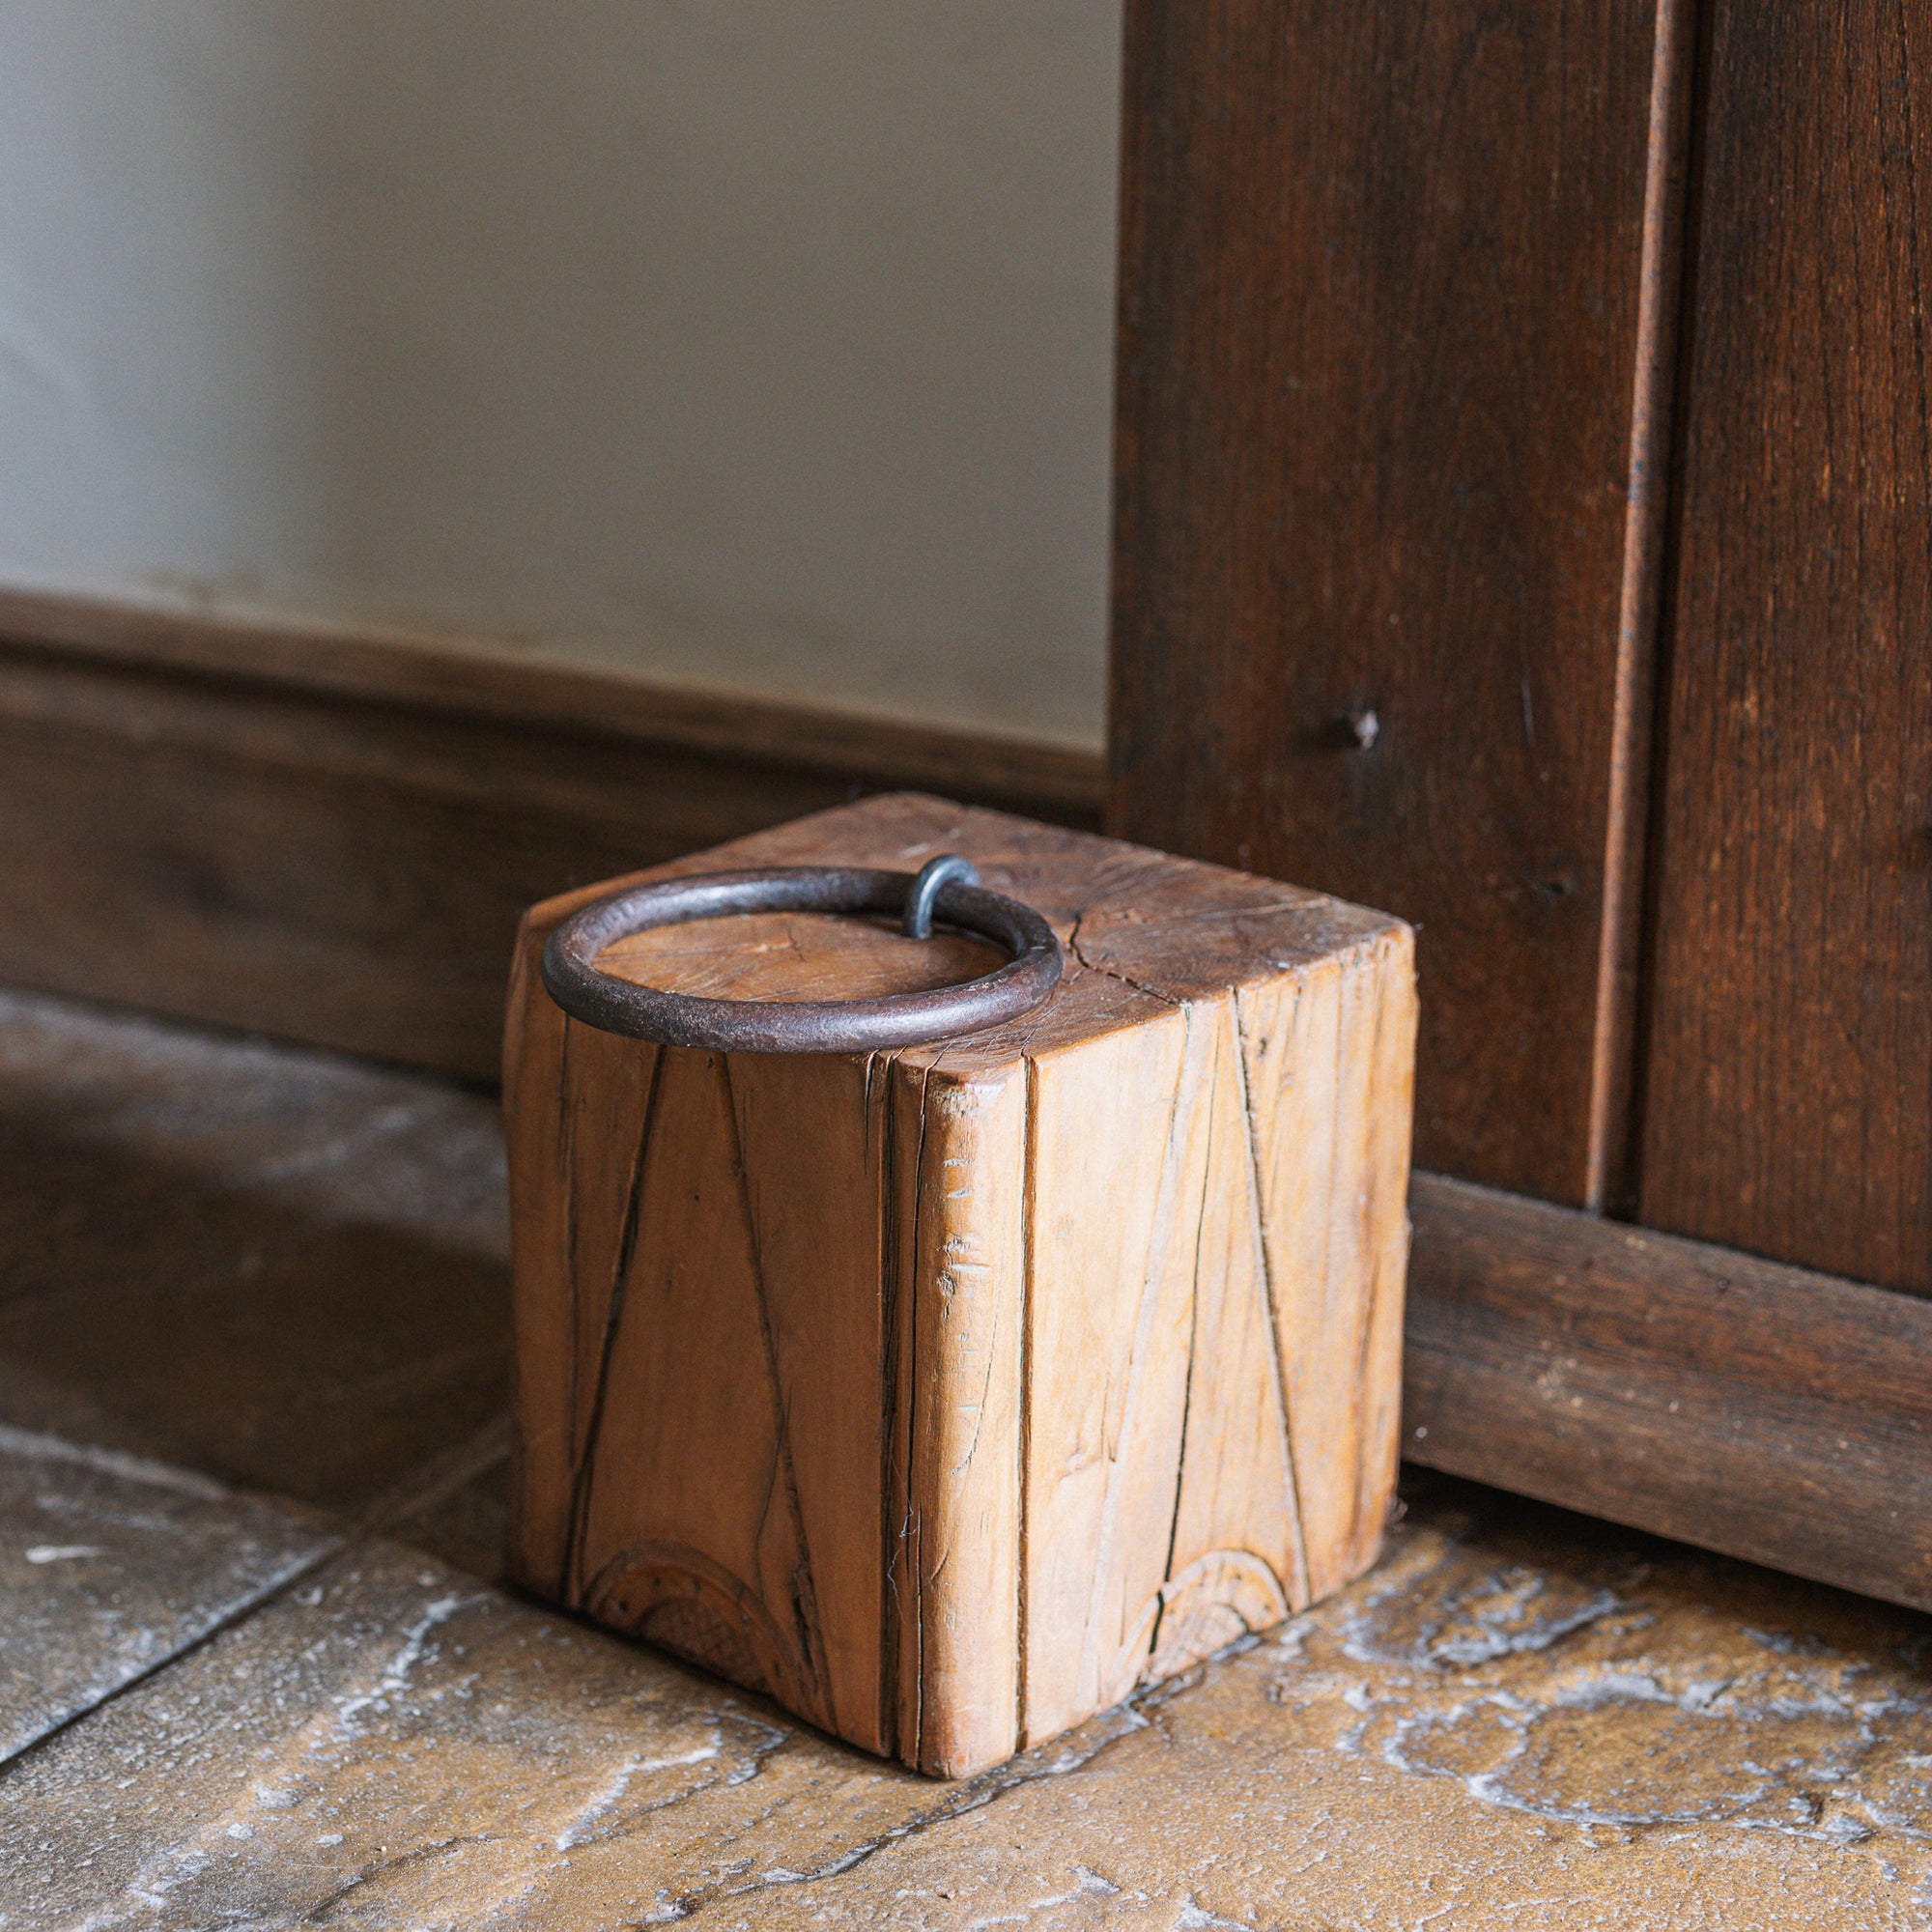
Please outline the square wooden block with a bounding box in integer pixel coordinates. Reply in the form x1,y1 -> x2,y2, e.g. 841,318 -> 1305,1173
503,794 -> 1415,1776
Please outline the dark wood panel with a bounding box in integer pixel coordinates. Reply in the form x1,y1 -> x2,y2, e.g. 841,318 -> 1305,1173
1110,0 -> 1663,1204
0,602 -> 1099,1082
1638,0 -> 1932,1289
1405,1173 -> 1932,1613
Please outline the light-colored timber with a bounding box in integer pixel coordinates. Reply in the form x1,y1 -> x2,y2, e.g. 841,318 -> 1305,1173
502,793 -> 1417,1776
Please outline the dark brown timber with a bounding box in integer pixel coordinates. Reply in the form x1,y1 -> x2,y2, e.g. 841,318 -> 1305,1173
1405,1173 -> 1932,1613
1637,0 -> 1932,1291
1110,0 -> 1663,1204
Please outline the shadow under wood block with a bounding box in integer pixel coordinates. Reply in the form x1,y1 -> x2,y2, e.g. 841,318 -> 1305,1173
0,987 -> 511,1511
504,793 -> 1417,1776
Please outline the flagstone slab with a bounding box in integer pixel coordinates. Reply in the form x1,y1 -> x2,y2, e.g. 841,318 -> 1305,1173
0,1422 -> 335,1765
7,1483 -> 1932,1931
0,987 -> 510,1511
4,989 -> 1931,1928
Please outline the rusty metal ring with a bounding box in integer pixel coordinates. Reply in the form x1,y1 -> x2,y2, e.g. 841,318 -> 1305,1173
539,863 -> 1063,1053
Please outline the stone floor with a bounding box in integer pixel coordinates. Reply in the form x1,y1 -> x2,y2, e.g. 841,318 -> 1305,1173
0,985 -> 1927,1929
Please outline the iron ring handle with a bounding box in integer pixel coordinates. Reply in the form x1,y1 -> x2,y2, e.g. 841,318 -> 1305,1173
538,858 -> 1064,1054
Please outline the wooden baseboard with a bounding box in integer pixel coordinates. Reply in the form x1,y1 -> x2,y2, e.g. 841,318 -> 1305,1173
1405,1172 -> 1932,1613
0,587 -> 1101,1080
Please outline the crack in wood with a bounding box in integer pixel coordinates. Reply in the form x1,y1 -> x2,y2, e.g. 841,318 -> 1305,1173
903,1060 -> 933,1766
557,1018 -> 581,1579
1076,1004 -> 1195,1708
718,1052 -> 831,1721
1151,1026 -> 1216,1672
1347,954 -> 1396,1565
1232,992 -> 1313,1610
1065,912 -> 1183,1009
1016,1050 -> 1038,1746
562,1039 -> 664,1603
872,1048 -> 904,1762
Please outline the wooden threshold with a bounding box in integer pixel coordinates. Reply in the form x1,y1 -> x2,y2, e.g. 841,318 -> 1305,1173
0,587 -> 1100,1081
1406,1172 -> 1932,1613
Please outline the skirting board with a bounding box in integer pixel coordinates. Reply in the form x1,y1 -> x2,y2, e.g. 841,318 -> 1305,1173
0,586 -> 1101,1081
1406,1172 -> 1932,1613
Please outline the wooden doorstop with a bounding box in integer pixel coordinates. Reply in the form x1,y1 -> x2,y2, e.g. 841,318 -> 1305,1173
503,792 -> 1415,1776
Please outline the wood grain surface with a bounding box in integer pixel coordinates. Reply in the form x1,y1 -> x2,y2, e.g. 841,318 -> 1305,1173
1110,0 -> 1663,1207
504,794 -> 1416,1775
0,601 -> 1097,1082
1637,1 -> 1932,1291
1405,1173 -> 1932,1611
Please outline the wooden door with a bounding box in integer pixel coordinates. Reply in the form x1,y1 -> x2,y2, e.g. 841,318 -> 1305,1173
1110,0 -> 1932,1605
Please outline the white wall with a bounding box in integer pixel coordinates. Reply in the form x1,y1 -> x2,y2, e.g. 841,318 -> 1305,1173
0,2 -> 1121,745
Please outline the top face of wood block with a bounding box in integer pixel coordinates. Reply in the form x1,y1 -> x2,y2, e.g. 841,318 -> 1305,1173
527,791 -> 1407,1069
